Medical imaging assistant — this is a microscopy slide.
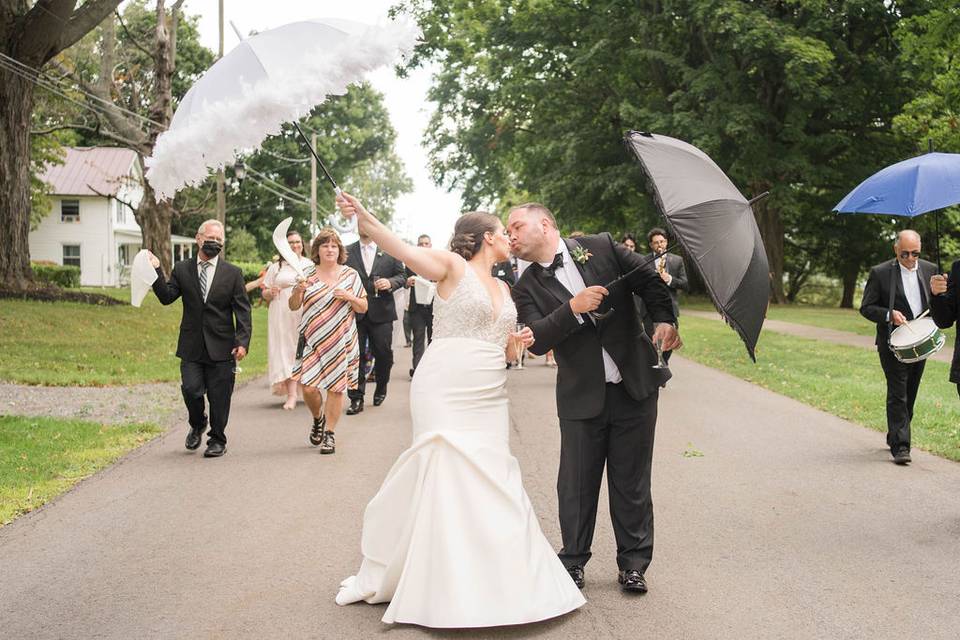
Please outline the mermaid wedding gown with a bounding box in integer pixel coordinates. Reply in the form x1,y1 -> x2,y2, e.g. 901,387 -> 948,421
335,264 -> 585,628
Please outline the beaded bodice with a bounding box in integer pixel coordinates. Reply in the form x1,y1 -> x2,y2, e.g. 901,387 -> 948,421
432,263 -> 517,349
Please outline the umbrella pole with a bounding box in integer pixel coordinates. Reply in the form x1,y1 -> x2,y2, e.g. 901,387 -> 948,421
605,244 -> 681,289
293,121 -> 341,195
935,208 -> 943,273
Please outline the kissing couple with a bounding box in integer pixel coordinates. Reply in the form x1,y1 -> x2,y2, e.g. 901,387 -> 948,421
333,193 -> 680,628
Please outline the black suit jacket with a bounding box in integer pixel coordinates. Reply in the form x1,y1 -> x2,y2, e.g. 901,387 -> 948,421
152,257 -> 252,362
345,241 -> 406,324
931,259 -> 960,383
512,233 -> 676,420
405,266 -> 434,313
860,258 -> 937,347
492,260 -> 516,287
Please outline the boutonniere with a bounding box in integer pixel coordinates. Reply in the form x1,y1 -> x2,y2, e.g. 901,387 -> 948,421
571,245 -> 592,264
376,251 -> 383,258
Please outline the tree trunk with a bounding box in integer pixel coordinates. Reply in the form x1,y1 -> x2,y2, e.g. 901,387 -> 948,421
840,263 -> 859,309
0,68 -> 36,289
135,179 -> 175,275
753,197 -> 786,304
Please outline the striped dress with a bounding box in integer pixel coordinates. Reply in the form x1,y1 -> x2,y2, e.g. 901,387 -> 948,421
292,265 -> 366,392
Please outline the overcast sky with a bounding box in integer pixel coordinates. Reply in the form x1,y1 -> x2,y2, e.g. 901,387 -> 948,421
183,0 -> 463,245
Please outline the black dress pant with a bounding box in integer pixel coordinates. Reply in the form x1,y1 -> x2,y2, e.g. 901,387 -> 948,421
350,317 -> 394,400
409,306 -> 433,371
557,383 -> 658,572
878,346 -> 926,452
180,351 -> 236,446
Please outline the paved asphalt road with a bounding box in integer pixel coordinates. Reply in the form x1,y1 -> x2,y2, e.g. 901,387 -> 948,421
2,349 -> 959,639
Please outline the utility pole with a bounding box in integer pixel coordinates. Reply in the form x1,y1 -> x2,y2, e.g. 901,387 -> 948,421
215,0 -> 226,225
310,131 -> 318,235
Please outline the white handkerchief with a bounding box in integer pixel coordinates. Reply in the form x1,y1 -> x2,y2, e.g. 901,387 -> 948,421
413,275 -> 436,305
131,249 -> 158,308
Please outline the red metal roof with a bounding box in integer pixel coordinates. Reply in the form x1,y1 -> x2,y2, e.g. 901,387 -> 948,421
40,147 -> 139,196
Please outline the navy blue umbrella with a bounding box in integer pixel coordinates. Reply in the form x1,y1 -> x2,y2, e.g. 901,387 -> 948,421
834,151 -> 960,271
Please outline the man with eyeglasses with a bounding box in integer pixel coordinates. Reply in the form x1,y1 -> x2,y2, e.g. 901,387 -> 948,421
860,230 -> 937,465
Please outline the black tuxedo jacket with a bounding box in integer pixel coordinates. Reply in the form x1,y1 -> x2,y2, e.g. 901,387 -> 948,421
405,265 -> 434,313
492,260 -> 517,287
152,256 -> 252,362
345,241 -> 406,324
931,259 -> 960,383
860,258 -> 937,347
512,233 -> 676,420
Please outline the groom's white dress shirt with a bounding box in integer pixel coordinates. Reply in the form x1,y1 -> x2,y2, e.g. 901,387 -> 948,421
538,238 -> 622,384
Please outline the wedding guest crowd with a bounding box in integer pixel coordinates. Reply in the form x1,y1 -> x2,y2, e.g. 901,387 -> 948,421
289,229 -> 368,454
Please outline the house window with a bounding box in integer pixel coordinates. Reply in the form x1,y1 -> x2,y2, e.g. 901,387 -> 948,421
115,201 -> 125,224
63,245 -> 81,268
61,199 -> 80,222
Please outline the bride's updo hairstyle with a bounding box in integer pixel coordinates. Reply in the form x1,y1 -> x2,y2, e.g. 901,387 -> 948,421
449,211 -> 500,261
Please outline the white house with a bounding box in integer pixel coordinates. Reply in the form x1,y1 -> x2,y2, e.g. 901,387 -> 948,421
32,147 -> 195,287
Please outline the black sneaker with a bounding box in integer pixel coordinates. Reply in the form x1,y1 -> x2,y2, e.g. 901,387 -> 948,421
309,415 -> 326,446
320,431 -> 336,455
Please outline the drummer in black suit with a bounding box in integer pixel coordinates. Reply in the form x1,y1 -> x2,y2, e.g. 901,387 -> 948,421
860,230 -> 937,465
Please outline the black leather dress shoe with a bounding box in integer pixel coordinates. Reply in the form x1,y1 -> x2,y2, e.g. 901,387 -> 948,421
892,447 -> 912,465
373,394 -> 386,406
346,399 -> 364,415
566,565 -> 585,589
185,426 -> 204,450
618,569 -> 648,593
203,442 -> 226,458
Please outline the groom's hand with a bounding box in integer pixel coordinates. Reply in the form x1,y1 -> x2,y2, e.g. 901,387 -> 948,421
653,322 -> 682,352
570,286 -> 608,314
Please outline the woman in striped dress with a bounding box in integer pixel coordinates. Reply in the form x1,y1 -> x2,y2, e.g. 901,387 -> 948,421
289,228 -> 368,454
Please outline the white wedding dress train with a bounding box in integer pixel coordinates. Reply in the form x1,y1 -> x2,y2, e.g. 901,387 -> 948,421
336,265 -> 585,628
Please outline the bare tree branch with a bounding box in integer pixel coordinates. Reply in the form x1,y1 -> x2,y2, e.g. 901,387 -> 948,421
19,0 -> 75,64
113,9 -> 152,59
87,183 -> 138,213
52,0 -> 124,61
29,121 -> 92,136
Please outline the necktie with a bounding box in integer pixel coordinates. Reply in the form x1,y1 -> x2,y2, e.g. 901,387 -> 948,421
541,253 -> 564,278
199,261 -> 210,301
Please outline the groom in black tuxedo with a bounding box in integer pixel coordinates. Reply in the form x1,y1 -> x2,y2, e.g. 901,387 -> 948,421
508,203 -> 680,594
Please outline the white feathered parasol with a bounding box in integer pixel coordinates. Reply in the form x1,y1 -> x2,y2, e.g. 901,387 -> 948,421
144,17 -> 419,201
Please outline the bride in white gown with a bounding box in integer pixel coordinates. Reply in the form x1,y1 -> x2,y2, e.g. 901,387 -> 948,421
333,192 -> 585,628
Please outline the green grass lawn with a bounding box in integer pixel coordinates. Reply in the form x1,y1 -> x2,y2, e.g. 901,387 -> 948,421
684,295 -> 957,343
0,292 -> 268,386
680,315 -> 960,461
0,416 -> 163,525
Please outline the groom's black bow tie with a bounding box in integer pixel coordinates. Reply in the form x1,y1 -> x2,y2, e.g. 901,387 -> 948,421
540,253 -> 564,278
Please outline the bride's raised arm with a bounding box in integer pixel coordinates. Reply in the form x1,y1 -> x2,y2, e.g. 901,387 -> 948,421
335,192 -> 459,284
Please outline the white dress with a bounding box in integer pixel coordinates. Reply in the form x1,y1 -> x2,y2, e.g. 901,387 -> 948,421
336,263 -> 585,628
263,257 -> 315,395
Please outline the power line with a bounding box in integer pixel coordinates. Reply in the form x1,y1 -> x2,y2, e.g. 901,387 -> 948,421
245,166 -> 309,201
0,52 -> 163,128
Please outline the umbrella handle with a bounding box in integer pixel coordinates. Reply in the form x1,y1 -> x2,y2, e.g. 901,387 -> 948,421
293,121 -> 340,193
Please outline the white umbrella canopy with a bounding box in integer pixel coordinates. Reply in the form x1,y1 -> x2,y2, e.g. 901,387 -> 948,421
145,17 -> 419,200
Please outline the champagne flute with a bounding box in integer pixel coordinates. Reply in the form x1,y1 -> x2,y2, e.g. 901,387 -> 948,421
651,337 -> 668,369
514,322 -> 526,370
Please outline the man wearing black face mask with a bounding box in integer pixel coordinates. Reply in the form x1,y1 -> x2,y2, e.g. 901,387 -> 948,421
148,219 -> 252,458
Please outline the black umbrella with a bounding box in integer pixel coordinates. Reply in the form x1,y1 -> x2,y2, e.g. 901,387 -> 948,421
622,131 -> 770,361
